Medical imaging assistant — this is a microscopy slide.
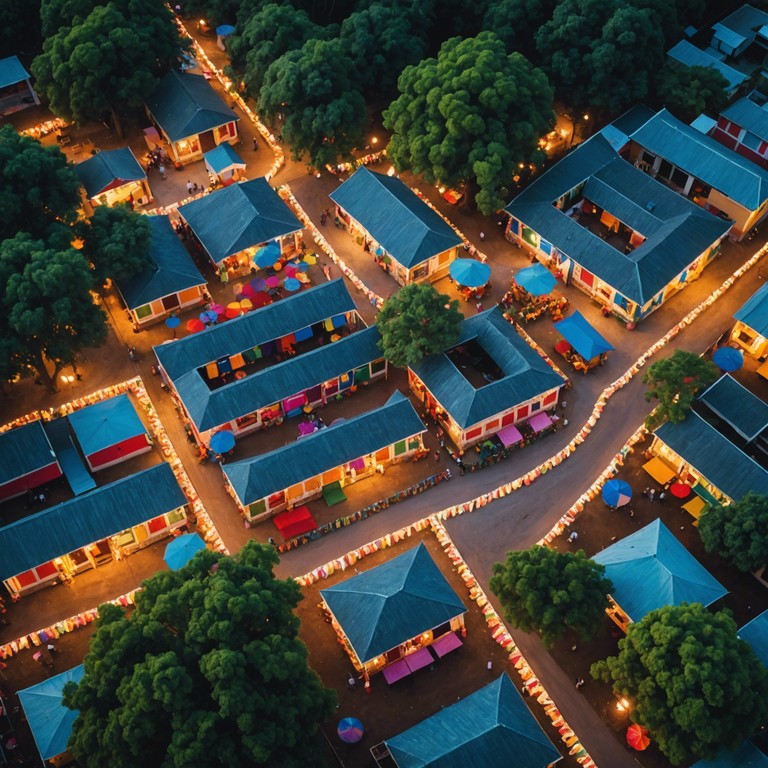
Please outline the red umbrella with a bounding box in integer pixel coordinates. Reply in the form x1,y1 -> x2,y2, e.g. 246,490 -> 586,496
670,482 -> 691,499
626,724 -> 650,751
250,291 -> 272,308
186,318 -> 205,333
283,264 -> 297,278
240,282 -> 256,299
226,302 -> 243,318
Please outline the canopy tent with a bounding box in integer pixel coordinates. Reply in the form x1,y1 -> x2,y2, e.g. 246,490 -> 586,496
554,310 -> 614,362
204,143 -> 246,181
449,258 -> 491,288
164,532 -> 206,570
18,665 -> 84,763
514,263 -> 557,296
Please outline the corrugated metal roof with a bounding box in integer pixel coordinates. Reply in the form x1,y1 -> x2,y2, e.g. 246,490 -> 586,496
0,55 -> 30,89
667,41 -> 747,91
611,104 -> 657,136
116,215 -> 205,309
0,463 -> 186,582
385,674 -> 561,768
178,178 -> 302,264
321,543 -> 466,663
691,114 -> 718,135
691,740 -> 768,768
73,148 -> 145,199
329,168 -> 461,268
410,307 -> 565,429
145,69 -> 237,143
712,22 -> 748,50
699,374 -> 768,440
203,143 -> 245,174
655,412 -> 768,501
154,279 -> 355,381
629,108 -> 768,210
721,97 -> 768,142
593,519 -> 727,623
67,394 -> 146,456
0,422 -> 57,485
223,391 -> 424,504
740,609 -> 768,670
718,4 -> 768,40
734,281 -> 768,335
177,325 -> 383,431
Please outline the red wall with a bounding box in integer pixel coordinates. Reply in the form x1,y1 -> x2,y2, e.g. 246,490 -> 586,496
88,434 -> 149,469
0,462 -> 62,502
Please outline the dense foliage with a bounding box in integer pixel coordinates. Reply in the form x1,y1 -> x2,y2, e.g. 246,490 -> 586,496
656,61 -> 730,122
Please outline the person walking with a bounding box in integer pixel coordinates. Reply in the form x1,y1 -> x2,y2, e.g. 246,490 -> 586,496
158,163 -> 167,180
252,137 -> 259,152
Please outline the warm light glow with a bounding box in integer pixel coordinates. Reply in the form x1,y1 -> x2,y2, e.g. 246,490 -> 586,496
616,698 -> 630,712
387,166 -> 396,177
61,374 -> 75,385
583,113 -> 590,121
518,162 -> 525,169
371,136 -> 378,145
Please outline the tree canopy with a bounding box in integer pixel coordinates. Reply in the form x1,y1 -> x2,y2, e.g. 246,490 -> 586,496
482,0 -> 558,61
64,542 -> 336,768
384,32 -> 553,215
591,603 -> 768,765
643,349 -> 719,429
490,546 -> 612,647
655,62 -> 730,123
376,283 -> 462,367
699,492 -> 768,572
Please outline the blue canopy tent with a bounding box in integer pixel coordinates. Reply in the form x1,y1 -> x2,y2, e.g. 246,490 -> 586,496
515,263 -> 557,296
164,532 -> 206,570
204,143 -> 246,184
554,310 -> 615,363
449,259 -> 491,288
18,665 -> 84,763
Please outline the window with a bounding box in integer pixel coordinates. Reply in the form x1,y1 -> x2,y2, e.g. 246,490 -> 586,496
543,392 -> 557,406
249,499 -> 266,516
530,401 -> 541,412
411,263 -> 429,280
670,168 -> 689,189
393,440 -> 407,456
516,405 -> 529,420
641,150 -> 656,166
743,131 -> 762,151
658,159 -> 673,180
135,304 -> 152,319
371,358 -> 386,374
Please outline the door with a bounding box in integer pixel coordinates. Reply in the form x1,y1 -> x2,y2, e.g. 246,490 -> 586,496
199,129 -> 216,153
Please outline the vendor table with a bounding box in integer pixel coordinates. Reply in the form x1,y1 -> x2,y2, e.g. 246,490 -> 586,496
642,457 -> 676,486
404,647 -> 433,673
382,658 -> 411,685
683,496 -> 706,520
273,505 -> 317,539
430,631 -> 463,658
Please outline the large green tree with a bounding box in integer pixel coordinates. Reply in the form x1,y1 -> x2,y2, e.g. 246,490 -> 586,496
383,32 -> 554,215
592,604 -> 768,765
643,349 -> 719,429
64,542 -> 336,768
490,546 -> 612,648
376,283 -> 462,368
257,38 -> 366,169
656,62 -> 729,123
482,0 -> 558,61
699,492 -> 768,572
40,0 -> 95,38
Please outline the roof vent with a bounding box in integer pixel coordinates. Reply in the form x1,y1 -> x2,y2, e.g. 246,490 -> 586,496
646,202 -> 656,212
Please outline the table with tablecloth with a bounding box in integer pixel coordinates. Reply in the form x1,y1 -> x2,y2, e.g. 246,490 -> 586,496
272,505 -> 317,539
643,457 -> 676,486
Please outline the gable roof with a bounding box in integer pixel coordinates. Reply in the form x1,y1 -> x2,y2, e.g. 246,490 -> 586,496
203,143 -> 245,175
721,97 -> 768,142
115,215 -> 205,309
321,543 -> 466,663
223,391 -> 424,504
385,674 -> 562,768
0,55 -> 30,89
698,374 -> 768,441
655,411 -> 768,501
629,108 -> 768,210
178,178 -> 302,264
740,609 -> 768,670
145,69 -> 237,143
73,148 -> 146,199
593,519 -> 727,622
329,168 -> 462,269
717,4 -> 768,41
154,279 -> 355,381
67,394 -> 146,456
0,422 -> 58,486
0,463 -> 186,582
667,41 -> 747,91
735,281 -> 768,335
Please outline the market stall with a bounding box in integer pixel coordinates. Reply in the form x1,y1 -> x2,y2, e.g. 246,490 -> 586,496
553,310 -> 614,373
0,421 -> 62,502
204,142 -> 246,185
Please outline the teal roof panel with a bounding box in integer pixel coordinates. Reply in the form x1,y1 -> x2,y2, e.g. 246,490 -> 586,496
734,281 -> 768,335
554,310 -> 614,360
740,609 -> 768,670
691,740 -> 768,768
667,41 -> 747,91
698,374 -> 768,440
73,148 -> 145,199
0,422 -> 57,485
204,143 -> 245,174
0,55 -> 30,89
721,97 -> 768,142
67,394 -> 145,456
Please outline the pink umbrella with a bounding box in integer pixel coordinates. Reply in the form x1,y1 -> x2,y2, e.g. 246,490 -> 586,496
266,275 -> 280,288
241,282 -> 256,299
209,303 -> 226,318
283,264 -> 297,278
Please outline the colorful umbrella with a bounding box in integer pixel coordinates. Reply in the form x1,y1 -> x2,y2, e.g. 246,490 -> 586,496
250,291 -> 272,308
164,533 -> 206,571
283,264 -> 297,278
266,275 -> 281,288
302,252 -> 317,265
199,311 -> 215,324
254,242 -> 281,268
226,302 -> 243,318
249,277 -> 268,293
283,277 -> 301,292
712,346 -> 744,371
165,315 -> 180,329
209,303 -> 226,317
240,282 -> 256,299
209,430 -> 236,453
602,478 -> 632,507
670,482 -> 691,499
515,263 -> 557,296
626,724 -> 650,751
296,261 -> 310,272
449,258 -> 492,288
186,318 -> 205,333
337,717 -> 364,744
239,298 -> 253,312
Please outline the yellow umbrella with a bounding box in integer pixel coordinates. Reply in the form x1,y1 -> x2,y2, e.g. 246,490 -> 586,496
239,298 -> 253,311
302,252 -> 317,265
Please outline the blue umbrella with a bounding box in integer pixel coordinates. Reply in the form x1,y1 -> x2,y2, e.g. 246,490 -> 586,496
209,430 -> 236,453
164,533 -> 206,571
602,479 -> 633,507
283,277 -> 301,292
165,315 -> 181,329
253,242 -> 281,268
216,24 -> 236,36
337,717 -> 364,744
515,263 -> 556,296
449,258 -> 492,288
296,261 -> 310,272
712,346 -> 743,371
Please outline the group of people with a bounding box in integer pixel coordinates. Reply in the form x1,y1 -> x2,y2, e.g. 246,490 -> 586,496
145,147 -> 171,179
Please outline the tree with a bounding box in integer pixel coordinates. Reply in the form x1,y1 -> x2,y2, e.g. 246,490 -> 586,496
376,283 -> 462,368
591,604 -> 768,765
0,125 -> 81,242
64,542 -> 336,768
643,349 -> 718,429
77,205 -> 152,287
699,492 -> 768,572
258,38 -> 366,169
490,546 -> 612,648
384,32 -> 554,215
0,0 -> 42,60
0,233 -> 107,392
482,0 -> 558,61
32,0 -> 186,136
40,0 -> 95,39
656,62 -> 729,123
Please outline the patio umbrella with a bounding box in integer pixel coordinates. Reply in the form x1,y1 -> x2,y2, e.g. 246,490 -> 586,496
602,478 -> 632,507
712,346 -> 743,371
209,430 -> 236,453
296,261 -> 310,272
216,24 -> 235,36
337,717 -> 364,744
302,252 -> 317,265
239,298 -> 253,312
165,315 -> 180,329
670,482 -> 691,499
226,302 -> 243,318
266,275 -> 281,288
626,724 -> 650,751
254,242 -> 281,268
250,291 -> 272,308
449,258 -> 492,288
249,277 -> 268,293
209,303 -> 226,318
283,264 -> 297,278
283,277 -> 301,292
240,282 -> 255,299
515,263 -> 557,296
164,533 -> 206,571
199,311 -> 215,324
186,318 -> 205,333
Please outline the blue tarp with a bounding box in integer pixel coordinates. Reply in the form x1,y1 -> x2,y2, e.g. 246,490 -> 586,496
554,310 -> 615,361
739,609 -> 768,670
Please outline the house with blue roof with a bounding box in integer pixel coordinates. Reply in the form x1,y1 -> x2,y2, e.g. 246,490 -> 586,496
740,609 -> 768,670
73,148 -> 151,208
330,168 -> 462,286
0,421 -> 61,503
666,41 -> 747,93
0,55 -> 39,116
732,281 -> 768,361
690,740 -> 768,768
178,178 -> 303,279
145,69 -> 238,164
383,674 -> 562,768
698,374 -> 768,443
713,96 -> 768,169
409,307 -> 567,450
203,143 -> 245,184
505,131 -> 731,323
115,215 -> 206,327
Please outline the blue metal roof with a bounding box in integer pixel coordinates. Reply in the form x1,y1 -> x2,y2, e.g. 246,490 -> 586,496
593,519 -> 728,623
718,4 -> 768,42
554,310 -> 614,360
740,609 -> 768,670
655,412 -> 768,501
321,543 -> 466,663
0,422 -> 57,486
176,325 -> 383,431
411,307 -> 567,429
154,279 -> 355,382
145,69 -> 237,143
67,394 -> 146,456
203,143 -> 245,175
178,178 -> 302,264
610,105 -> 656,137
116,215 -> 205,310
329,168 -> 461,269
73,148 -> 145,199
0,463 -> 186,582
0,55 -> 30,89
698,374 -> 768,441
223,391 -> 424,504
629,108 -> 768,210
667,41 -> 747,92
691,740 -> 768,768
734,281 -> 768,335
386,674 -> 562,768
721,98 -> 768,142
